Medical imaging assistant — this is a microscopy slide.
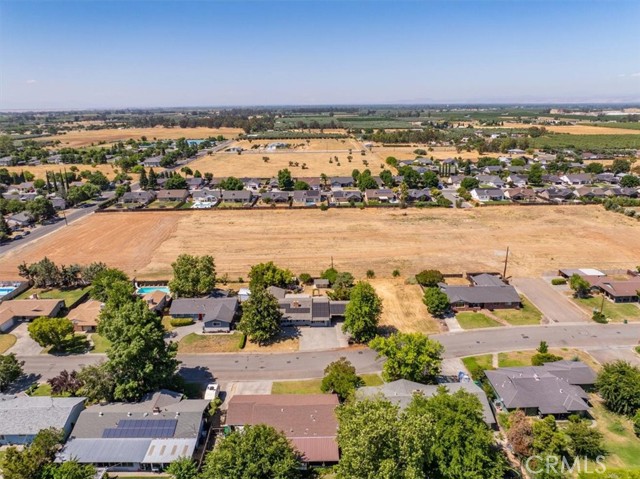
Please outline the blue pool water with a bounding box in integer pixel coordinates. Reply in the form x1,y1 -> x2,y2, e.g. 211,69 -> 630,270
137,286 -> 170,295
0,286 -> 17,298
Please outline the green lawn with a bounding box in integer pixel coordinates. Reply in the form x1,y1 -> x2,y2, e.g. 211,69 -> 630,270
498,351 -> 536,367
178,332 -> 244,353
462,354 -> 494,379
585,399 -> 640,471
0,334 -> 17,354
493,297 -> 542,326
29,383 -> 52,396
272,374 -> 383,395
456,312 -> 503,329
16,286 -> 92,308
90,333 -> 111,353
574,296 -> 640,322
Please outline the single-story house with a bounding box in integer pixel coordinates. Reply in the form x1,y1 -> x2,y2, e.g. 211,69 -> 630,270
226,394 -> 340,465
67,300 -> 103,332
57,390 -> 209,472
330,190 -> 362,205
49,196 -> 67,210
356,379 -> 495,426
485,361 -> 596,417
590,276 -> 640,303
6,212 -> 34,229
561,174 -> 593,186
292,190 -> 322,206
476,175 -> 505,188
241,178 -> 262,191
330,177 -> 355,188
142,156 -> 163,168
507,149 -> 526,155
0,156 -> 13,166
186,177 -> 204,190
221,190 -> 253,204
505,187 -> 537,202
440,283 -> 521,311
143,291 -> 171,313
169,297 -> 238,332
406,188 -> 432,203
0,299 -> 65,332
470,188 -> 505,202
0,395 -> 86,446
191,188 -> 220,203
313,278 -> 330,289
278,296 -> 348,327
536,187 -> 574,202
507,174 -> 527,188
261,191 -> 290,203
156,189 -> 189,202
120,191 -> 156,206
364,189 -> 396,203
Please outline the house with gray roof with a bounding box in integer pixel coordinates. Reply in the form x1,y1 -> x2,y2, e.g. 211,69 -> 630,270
0,395 -> 85,445
120,190 -> 156,206
58,390 -> 209,472
330,190 -> 362,205
485,361 -> 596,417
356,379 -> 495,426
261,190 -> 290,203
221,189 -> 253,204
292,189 -> 322,206
470,188 -> 505,202
440,279 -> 521,311
278,295 -> 348,327
169,297 -> 238,332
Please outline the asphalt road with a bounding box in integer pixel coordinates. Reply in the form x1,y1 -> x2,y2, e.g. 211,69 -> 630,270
17,324 -> 640,384
512,277 -> 588,323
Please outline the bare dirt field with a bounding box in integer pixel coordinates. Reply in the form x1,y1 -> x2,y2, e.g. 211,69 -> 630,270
188,138 -> 381,177
2,163 -> 119,180
1,206 -> 639,283
484,123 -> 640,135
42,127 -> 244,148
370,278 -> 442,335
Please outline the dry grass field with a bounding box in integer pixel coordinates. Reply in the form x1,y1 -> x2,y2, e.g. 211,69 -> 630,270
1,206 -> 639,283
188,138 -> 376,177
483,122 -> 640,135
369,145 -> 481,162
43,127 -> 244,148
1,163 -> 119,181
370,279 -> 442,335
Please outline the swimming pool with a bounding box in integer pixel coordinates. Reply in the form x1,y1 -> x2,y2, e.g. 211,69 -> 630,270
0,286 -> 17,298
136,286 -> 170,295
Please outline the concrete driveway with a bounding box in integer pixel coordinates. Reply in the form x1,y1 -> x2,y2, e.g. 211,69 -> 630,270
588,347 -> 640,367
299,324 -> 349,352
220,380 -> 273,410
512,278 -> 588,324
6,322 -> 43,356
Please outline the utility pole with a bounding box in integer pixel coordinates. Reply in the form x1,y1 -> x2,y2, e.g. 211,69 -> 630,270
331,256 -> 334,270
502,246 -> 510,279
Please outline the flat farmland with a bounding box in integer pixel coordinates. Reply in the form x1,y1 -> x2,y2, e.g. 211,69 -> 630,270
369,145 -> 481,162
42,127 -> 244,148
2,163 -> 119,180
188,138 -> 381,177
1,206 -> 639,283
487,123 -> 640,135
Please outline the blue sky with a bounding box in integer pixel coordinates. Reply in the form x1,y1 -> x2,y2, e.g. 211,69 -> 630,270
1,0 -> 639,109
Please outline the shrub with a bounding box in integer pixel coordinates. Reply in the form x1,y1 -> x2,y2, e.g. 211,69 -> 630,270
531,352 -> 563,366
592,311 -> 607,323
634,410 -> 640,437
298,273 -> 312,285
238,333 -> 247,349
415,269 -> 444,287
366,269 -> 375,279
319,204 -> 329,211
170,318 -> 195,327
392,269 -> 401,278
551,278 -> 567,285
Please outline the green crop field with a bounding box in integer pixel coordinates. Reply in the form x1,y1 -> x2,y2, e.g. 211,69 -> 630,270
531,134 -> 640,149
588,122 -> 640,130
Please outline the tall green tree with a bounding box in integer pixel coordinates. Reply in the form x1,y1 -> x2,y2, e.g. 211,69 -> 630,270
248,261 -> 293,289
321,357 -> 362,401
595,360 -> 640,416
99,299 -> 179,401
370,332 -> 444,384
1,428 -> 63,479
168,254 -> 217,297
277,168 -> 294,191
528,163 -> 544,186
342,281 -> 382,343
26,197 -> 56,223
237,287 -> 282,344
569,274 -> 591,298
166,457 -> 200,479
0,353 -> 24,392
201,424 -> 301,479
28,317 -> 74,351
148,167 -> 158,189
76,362 -> 115,403
139,168 -> 149,189
565,416 -> 605,459
90,267 -> 130,302
422,287 -> 449,317
0,214 -> 11,242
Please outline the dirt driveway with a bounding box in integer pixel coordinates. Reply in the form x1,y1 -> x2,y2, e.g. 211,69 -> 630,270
512,278 -> 588,324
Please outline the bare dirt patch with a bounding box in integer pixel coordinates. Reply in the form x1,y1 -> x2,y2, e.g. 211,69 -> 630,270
370,278 -> 441,335
1,206 -> 638,286
43,127 -> 244,148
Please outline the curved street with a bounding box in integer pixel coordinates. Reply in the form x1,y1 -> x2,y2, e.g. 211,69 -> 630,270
17,323 -> 640,383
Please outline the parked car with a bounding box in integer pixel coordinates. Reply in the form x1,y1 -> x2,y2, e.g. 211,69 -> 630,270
204,382 -> 219,400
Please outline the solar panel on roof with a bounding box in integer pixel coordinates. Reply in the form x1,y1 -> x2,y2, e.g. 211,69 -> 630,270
102,418 -> 177,438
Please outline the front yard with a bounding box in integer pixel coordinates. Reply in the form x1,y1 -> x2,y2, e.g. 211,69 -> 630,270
461,354 -> 494,379
271,373 -> 383,395
574,295 -> 640,322
90,333 -> 111,353
16,286 -> 92,308
492,296 -> 542,325
0,334 -> 17,354
456,312 -> 502,329
178,332 -> 245,353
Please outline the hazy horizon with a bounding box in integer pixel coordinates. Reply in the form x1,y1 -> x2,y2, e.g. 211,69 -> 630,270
1,0 -> 639,110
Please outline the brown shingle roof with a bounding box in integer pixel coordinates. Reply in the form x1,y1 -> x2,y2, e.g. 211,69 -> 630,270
67,300 -> 102,328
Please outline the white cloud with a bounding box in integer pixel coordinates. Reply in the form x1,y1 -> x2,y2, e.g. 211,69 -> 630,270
631,72 -> 640,77
26,79 -> 37,84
